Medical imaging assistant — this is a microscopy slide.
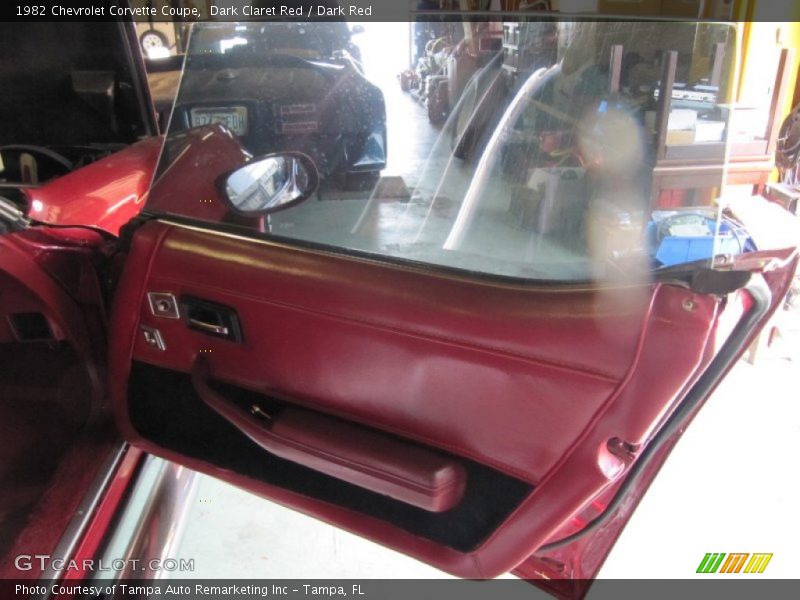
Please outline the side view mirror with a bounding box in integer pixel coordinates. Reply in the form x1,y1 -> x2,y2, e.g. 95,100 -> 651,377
221,152 -> 319,216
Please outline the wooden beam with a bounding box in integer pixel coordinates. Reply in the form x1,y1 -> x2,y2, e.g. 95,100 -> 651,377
766,47 -> 794,155
655,50 -> 679,161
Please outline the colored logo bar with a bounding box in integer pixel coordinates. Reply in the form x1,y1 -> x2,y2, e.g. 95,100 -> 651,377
697,553 -> 773,574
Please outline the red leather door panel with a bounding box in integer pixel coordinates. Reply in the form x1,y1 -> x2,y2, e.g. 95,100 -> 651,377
192,354 -> 468,512
110,219 -> 724,578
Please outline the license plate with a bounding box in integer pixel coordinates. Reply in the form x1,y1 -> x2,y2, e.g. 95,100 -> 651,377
190,106 -> 248,136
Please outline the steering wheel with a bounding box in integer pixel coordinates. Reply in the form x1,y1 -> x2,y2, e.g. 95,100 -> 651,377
0,145 -> 74,181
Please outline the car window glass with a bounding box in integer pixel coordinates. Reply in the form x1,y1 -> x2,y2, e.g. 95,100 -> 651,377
147,20 -> 739,282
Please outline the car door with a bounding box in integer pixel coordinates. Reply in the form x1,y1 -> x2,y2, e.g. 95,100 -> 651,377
107,19 -> 798,585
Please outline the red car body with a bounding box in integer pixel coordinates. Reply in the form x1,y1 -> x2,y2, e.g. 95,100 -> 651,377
24,137 -> 162,237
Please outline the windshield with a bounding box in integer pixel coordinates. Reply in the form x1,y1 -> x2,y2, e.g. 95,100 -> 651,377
147,19 -> 739,282
190,22 -> 353,58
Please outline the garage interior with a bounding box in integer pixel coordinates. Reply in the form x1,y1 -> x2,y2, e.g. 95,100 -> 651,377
146,16 -> 798,279
0,0 -> 798,586
117,11 -> 800,580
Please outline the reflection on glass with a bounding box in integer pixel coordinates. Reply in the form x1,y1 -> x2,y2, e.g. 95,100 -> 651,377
224,156 -> 312,214
148,20 -> 744,282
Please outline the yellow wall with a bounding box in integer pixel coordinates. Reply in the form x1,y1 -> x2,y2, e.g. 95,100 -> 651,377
733,1 -> 799,181
736,2 -> 799,124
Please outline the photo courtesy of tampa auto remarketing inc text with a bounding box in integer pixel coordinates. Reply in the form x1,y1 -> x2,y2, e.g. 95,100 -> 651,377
0,1 -> 799,599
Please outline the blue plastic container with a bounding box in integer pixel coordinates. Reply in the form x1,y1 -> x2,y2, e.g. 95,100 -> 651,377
648,212 -> 756,267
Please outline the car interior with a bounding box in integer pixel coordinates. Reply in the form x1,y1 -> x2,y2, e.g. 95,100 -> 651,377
0,14 -> 796,586
0,227 -> 116,562
0,22 -> 155,564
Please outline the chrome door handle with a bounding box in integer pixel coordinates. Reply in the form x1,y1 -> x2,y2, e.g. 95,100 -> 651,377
187,318 -> 229,337
180,295 -> 242,342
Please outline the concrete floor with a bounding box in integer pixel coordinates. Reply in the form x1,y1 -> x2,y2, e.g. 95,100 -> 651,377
600,351 -> 800,579
262,23 -> 595,283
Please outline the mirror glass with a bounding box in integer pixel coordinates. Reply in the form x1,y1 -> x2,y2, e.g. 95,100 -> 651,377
223,154 -> 315,215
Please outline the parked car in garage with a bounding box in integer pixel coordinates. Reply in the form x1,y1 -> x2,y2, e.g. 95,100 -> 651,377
1,10 -> 798,597
170,21 -> 386,190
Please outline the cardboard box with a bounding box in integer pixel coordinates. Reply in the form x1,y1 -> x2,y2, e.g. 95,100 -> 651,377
665,129 -> 696,145
668,109 -> 698,131
695,120 -> 726,143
